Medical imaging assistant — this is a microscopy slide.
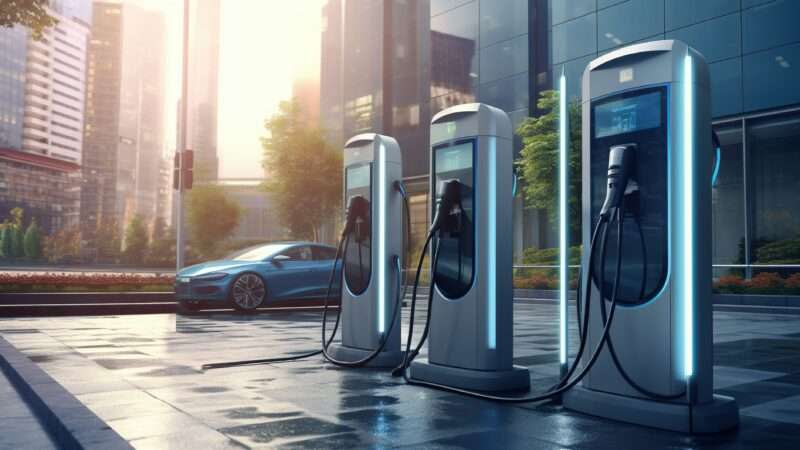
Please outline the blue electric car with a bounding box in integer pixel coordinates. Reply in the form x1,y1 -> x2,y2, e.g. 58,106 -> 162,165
175,241 -> 341,312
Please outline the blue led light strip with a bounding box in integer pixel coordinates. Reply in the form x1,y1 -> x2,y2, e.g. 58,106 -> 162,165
559,73 -> 568,365
488,138 -> 497,349
378,144 -> 387,334
682,54 -> 694,378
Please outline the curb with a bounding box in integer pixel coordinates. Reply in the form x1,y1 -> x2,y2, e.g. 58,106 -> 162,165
0,337 -> 132,449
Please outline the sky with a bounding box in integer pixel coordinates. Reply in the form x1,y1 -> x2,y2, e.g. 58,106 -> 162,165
130,0 -> 324,179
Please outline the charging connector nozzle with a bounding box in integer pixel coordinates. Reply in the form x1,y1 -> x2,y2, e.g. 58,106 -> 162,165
430,179 -> 463,233
600,144 -> 637,219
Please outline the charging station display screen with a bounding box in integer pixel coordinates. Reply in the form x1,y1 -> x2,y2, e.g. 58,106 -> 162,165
432,140 -> 475,299
590,87 -> 668,305
594,91 -> 661,138
344,163 -> 371,295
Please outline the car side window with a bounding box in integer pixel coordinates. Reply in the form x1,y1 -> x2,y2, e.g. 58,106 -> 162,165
312,246 -> 337,261
284,246 -> 312,261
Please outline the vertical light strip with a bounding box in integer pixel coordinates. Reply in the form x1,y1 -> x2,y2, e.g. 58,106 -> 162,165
558,72 -> 568,365
682,54 -> 694,378
487,138 -> 497,349
378,144 -> 387,334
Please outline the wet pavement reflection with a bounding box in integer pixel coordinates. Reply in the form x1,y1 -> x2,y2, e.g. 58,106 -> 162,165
0,303 -> 799,448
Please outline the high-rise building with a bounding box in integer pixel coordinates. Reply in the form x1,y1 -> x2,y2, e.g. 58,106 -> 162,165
116,4 -> 166,231
186,0 -> 221,182
81,1 -> 123,255
292,78 -> 321,127
0,0 -> 91,233
320,0 -> 343,144
320,0 -> 800,270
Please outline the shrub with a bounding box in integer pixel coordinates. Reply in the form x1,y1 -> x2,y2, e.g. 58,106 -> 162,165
747,272 -> 783,290
714,275 -> 745,294
23,220 -> 42,260
0,272 -> 175,293
755,239 -> 800,263
784,273 -> 800,290
514,273 -> 558,289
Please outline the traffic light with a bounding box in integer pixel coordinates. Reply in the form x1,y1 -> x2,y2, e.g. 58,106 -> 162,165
181,150 -> 193,190
172,150 -> 194,191
173,152 -> 181,190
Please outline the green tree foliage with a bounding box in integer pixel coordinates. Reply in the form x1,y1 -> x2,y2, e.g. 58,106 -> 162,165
123,215 -> 149,265
23,219 -> 42,259
9,207 -> 23,227
187,185 -> 241,258
44,228 -> 80,263
10,224 -> 23,257
95,219 -> 122,262
516,90 -> 582,242
262,99 -> 342,241
147,217 -> 176,266
0,0 -> 57,40
0,222 -> 12,257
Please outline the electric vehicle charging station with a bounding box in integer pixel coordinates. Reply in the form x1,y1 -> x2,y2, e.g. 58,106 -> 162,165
562,40 -> 739,432
327,133 -> 404,367
407,103 -> 530,392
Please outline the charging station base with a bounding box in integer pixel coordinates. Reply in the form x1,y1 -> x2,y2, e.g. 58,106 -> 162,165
326,344 -> 404,368
409,359 -> 530,393
563,386 -> 739,433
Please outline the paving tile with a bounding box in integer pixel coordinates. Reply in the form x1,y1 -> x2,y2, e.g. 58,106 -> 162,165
1,305 -> 800,449
742,394 -> 800,425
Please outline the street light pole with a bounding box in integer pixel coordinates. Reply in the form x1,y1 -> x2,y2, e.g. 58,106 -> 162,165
176,0 -> 190,271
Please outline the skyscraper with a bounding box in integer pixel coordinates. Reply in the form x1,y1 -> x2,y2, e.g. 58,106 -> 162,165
186,0 -> 220,182
116,4 -> 166,230
81,1 -> 123,255
0,0 -> 91,233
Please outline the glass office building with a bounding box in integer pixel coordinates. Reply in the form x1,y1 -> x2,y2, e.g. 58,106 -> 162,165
321,0 -> 800,273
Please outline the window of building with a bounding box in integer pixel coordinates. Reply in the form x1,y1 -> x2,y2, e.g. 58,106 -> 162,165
747,111 -> 800,267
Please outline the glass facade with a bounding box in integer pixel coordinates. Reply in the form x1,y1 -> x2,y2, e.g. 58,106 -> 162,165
430,0 -> 530,126
548,0 -> 800,276
551,0 -> 800,117
0,26 -> 26,150
320,0 -> 800,278
747,111 -> 800,267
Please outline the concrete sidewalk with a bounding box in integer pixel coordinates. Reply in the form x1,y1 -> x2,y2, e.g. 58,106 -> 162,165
1,306 -> 799,448
0,368 -> 58,449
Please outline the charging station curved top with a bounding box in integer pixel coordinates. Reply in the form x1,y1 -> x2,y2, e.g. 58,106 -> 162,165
431,103 -> 512,144
582,40 -> 710,102
344,133 -> 402,165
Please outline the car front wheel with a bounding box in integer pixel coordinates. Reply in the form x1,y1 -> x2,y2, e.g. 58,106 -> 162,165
230,273 -> 266,312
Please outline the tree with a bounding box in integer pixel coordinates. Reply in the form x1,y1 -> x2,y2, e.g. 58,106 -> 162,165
262,99 -> 342,241
0,0 -> 57,40
9,207 -> 22,227
147,217 -> 175,266
0,222 -> 11,257
23,219 -> 42,259
187,185 -> 241,258
10,224 -> 23,258
44,227 -> 80,263
123,215 -> 149,265
95,219 -> 121,262
516,90 -> 582,242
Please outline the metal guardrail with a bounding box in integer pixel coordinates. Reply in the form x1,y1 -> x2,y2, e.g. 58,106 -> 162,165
403,263 -> 800,272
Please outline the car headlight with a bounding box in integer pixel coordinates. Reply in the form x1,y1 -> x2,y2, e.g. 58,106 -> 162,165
193,272 -> 229,281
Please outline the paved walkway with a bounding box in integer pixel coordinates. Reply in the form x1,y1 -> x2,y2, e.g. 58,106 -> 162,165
0,368 -> 58,450
0,305 -> 799,449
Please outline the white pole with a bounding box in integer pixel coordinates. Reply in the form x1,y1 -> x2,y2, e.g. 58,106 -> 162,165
176,0 -> 190,271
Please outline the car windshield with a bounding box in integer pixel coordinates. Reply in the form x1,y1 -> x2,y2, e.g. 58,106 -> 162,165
227,244 -> 291,262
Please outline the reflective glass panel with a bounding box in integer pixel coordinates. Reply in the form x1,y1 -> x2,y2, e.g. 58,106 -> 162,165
712,122 -> 745,267
432,140 -> 475,299
344,163 -> 372,295
748,112 -> 800,265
